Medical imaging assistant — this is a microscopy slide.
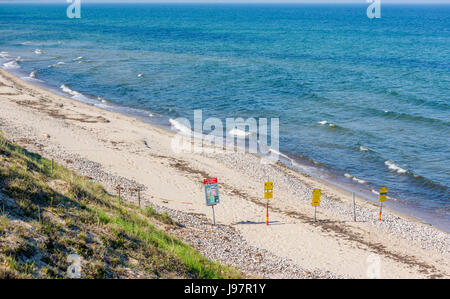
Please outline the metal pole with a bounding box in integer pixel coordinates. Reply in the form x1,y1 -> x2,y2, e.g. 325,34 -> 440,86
51,159 -> 54,175
379,202 -> 383,221
266,175 -> 269,226
314,206 -> 317,223
352,192 -> 356,222
212,205 -> 216,225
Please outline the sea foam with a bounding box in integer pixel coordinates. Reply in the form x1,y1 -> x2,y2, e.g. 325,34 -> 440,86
169,118 -> 193,136
344,173 -> 367,184
0,51 -> 10,59
60,84 -> 90,101
228,128 -> 256,139
3,60 -> 20,69
385,160 -> 407,174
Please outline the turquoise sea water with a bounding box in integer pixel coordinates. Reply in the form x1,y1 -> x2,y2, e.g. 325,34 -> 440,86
0,4 -> 449,229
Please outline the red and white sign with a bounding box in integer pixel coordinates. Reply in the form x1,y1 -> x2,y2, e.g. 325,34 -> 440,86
203,178 -> 218,185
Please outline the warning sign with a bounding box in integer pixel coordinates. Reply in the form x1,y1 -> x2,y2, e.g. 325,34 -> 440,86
312,189 -> 321,207
379,187 -> 388,202
204,178 -> 220,206
264,181 -> 273,199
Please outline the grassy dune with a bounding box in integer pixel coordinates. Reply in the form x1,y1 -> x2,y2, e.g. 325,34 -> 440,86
0,133 -> 241,279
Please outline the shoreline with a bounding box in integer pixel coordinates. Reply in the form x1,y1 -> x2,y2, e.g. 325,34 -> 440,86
3,62 -> 447,233
0,67 -> 448,278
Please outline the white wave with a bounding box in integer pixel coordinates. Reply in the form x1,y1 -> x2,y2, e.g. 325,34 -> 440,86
25,70 -> 43,82
169,118 -> 193,136
385,160 -> 407,174
22,41 -> 62,46
344,173 -> 367,184
318,120 -> 336,127
23,73 -> 43,83
34,49 -> 42,55
137,73 -> 143,78
359,146 -> 369,151
73,56 -> 83,61
97,96 -> 108,103
0,51 -> 10,59
48,61 -> 65,68
60,84 -> 90,101
353,177 -> 366,184
60,84 -> 74,95
228,128 -> 256,139
3,60 -> 20,69
268,147 -> 290,160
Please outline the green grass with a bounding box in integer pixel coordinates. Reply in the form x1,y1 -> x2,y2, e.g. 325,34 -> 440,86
0,133 -> 241,279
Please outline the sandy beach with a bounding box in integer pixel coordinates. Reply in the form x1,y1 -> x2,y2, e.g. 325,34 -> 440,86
0,67 -> 448,279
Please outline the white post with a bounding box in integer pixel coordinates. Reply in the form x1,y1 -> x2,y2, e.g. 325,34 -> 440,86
352,192 -> 356,222
314,206 -> 317,223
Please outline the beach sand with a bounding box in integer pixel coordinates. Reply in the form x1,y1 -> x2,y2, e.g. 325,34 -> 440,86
0,68 -> 448,278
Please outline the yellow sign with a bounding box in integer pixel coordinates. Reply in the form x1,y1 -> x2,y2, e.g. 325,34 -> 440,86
264,181 -> 273,199
312,189 -> 321,207
379,187 -> 388,202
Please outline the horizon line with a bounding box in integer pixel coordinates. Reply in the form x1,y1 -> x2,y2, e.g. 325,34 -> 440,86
1,0 -> 450,4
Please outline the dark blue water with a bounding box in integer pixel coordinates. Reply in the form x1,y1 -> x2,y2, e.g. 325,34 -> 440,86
0,3 -> 449,229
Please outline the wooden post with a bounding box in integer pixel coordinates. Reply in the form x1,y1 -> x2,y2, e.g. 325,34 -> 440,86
115,186 -> 122,202
138,190 -> 141,208
51,159 -> 54,175
352,192 -> 356,222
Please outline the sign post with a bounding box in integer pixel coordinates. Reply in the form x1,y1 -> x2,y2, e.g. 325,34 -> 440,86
204,178 -> 220,225
379,187 -> 387,221
312,189 -> 321,223
264,180 -> 273,226
138,190 -> 141,208
352,192 -> 356,222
